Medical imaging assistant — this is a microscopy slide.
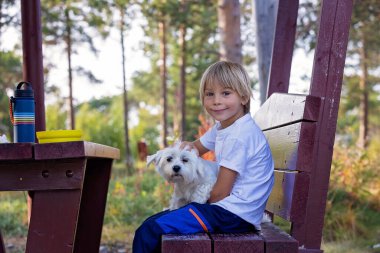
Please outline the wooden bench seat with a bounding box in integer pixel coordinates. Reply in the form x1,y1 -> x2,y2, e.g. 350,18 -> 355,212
162,224 -> 299,253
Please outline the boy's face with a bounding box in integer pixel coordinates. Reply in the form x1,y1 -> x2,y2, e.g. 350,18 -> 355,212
203,82 -> 247,129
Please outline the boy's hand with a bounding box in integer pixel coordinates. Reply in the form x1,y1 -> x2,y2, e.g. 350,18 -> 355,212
180,140 -> 209,157
179,141 -> 199,155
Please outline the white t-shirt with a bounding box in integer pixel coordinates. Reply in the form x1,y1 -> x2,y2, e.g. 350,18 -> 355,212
200,113 -> 274,230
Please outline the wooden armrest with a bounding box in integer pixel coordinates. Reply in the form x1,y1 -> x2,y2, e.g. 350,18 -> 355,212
34,141 -> 120,160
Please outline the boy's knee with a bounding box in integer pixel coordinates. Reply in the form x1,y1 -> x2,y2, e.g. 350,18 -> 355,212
133,220 -> 163,253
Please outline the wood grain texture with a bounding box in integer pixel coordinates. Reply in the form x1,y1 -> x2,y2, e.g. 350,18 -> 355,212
162,234 -> 211,253
73,159 -> 113,252
0,230 -> 4,253
255,93 -> 321,131
26,190 -> 82,253
0,143 -> 33,160
21,0 -> 46,132
34,141 -> 120,160
266,171 -> 309,223
267,0 -> 299,97
263,122 -> 317,172
212,233 -> 264,253
298,248 -> 323,253
260,222 -> 298,253
296,0 -> 354,249
0,160 -> 85,191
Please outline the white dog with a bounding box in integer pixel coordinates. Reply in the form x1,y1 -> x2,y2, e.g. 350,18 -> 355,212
147,143 -> 218,210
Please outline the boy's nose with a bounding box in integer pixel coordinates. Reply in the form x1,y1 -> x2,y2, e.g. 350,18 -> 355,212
213,95 -> 221,105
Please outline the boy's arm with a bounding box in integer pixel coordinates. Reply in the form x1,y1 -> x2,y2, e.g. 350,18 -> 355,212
193,139 -> 209,156
208,166 -> 237,203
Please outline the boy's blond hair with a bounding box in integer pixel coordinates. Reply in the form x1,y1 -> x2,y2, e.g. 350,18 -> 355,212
199,61 -> 253,113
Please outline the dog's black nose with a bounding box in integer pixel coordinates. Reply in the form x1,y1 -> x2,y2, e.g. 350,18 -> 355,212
173,165 -> 181,172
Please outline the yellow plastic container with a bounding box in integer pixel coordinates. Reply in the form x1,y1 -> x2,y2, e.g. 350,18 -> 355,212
36,130 -> 83,143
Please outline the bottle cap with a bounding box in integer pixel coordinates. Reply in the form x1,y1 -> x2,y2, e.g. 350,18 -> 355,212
14,81 -> 34,98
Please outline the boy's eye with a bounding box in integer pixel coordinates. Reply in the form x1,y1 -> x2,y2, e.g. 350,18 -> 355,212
205,92 -> 214,97
222,91 -> 231,96
166,157 -> 173,162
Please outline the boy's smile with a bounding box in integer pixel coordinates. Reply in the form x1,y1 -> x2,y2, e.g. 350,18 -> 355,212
203,82 -> 247,129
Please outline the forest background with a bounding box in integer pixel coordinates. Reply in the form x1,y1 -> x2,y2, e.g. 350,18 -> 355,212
0,0 -> 379,252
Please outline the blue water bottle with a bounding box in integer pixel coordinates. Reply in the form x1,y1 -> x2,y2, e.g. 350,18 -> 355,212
9,81 -> 35,143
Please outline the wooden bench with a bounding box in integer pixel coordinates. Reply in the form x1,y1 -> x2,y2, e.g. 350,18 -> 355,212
162,0 -> 353,252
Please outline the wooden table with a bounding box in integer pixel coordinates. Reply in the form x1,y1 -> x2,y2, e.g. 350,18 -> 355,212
0,141 -> 120,253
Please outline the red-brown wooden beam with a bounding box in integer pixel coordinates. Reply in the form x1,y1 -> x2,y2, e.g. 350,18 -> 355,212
267,0 -> 299,98
0,230 -> 4,253
294,0 -> 353,249
21,0 -> 46,133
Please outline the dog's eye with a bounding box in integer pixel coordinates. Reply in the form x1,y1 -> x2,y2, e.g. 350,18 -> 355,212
182,158 -> 189,163
166,157 -> 173,162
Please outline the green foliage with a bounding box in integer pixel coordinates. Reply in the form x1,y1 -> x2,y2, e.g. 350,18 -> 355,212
323,144 -> 380,243
0,192 -> 28,237
0,50 -> 22,138
102,164 -> 172,242
76,96 -> 125,155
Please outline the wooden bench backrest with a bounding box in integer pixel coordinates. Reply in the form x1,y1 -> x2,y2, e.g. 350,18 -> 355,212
254,93 -> 320,224
254,0 -> 353,250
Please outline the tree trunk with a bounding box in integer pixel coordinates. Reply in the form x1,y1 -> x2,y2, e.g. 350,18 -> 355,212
357,31 -> 369,149
218,0 -> 242,63
179,0 -> 187,140
159,18 -> 168,147
120,7 -> 133,173
254,0 -> 277,104
65,9 -> 75,130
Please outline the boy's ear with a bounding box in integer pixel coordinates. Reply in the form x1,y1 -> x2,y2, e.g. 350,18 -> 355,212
241,96 -> 249,105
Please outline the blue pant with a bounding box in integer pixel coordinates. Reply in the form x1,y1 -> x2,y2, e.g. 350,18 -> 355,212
132,202 -> 257,253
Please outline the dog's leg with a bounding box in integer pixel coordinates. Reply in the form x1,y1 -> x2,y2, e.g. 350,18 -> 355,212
191,184 -> 213,204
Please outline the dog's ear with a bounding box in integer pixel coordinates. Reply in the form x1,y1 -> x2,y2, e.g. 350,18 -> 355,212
147,150 -> 162,168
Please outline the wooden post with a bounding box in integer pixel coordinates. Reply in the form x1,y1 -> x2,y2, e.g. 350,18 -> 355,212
21,0 -> 45,133
267,0 -> 299,98
21,0 -> 45,225
292,0 -> 353,249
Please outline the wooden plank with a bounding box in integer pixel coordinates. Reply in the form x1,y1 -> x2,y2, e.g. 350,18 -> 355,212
254,93 -> 321,131
212,233 -> 264,253
34,141 -> 120,160
0,160 -> 85,191
26,189 -> 82,253
295,0 -> 354,249
267,0 -> 299,97
266,171 -> 309,223
73,159 -> 113,252
263,122 -> 317,172
260,222 -> 298,253
0,143 -> 33,160
0,230 -> 4,253
162,234 -> 211,253
298,248 -> 323,253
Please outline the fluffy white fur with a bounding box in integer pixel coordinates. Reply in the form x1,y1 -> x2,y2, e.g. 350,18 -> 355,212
147,143 -> 218,210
